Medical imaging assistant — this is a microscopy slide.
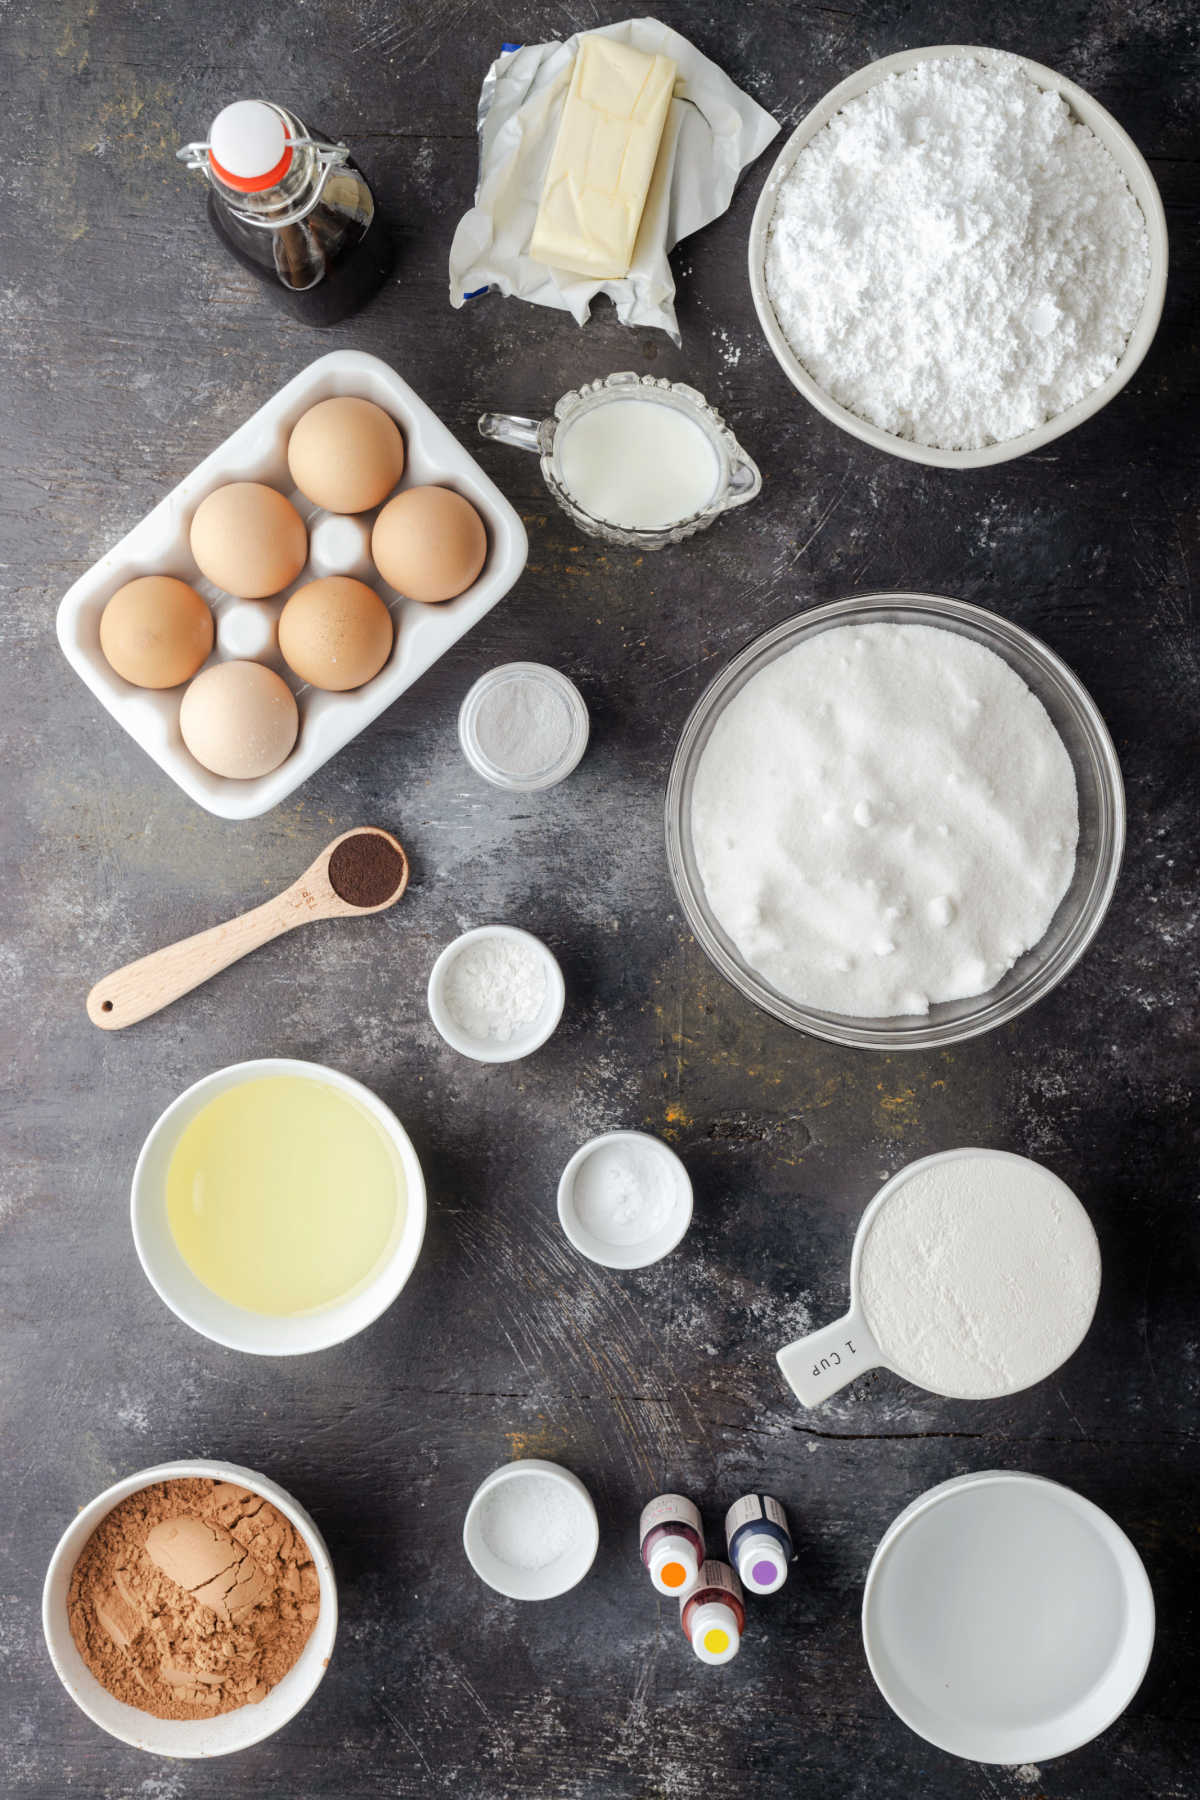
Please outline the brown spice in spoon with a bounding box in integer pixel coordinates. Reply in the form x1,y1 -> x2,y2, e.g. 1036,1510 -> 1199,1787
328,830 -> 406,908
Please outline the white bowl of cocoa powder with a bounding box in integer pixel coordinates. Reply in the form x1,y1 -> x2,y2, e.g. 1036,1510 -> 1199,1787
42,1459 -> 337,1756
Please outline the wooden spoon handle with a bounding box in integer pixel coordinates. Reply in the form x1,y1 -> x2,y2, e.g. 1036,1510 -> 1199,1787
87,890 -> 311,1031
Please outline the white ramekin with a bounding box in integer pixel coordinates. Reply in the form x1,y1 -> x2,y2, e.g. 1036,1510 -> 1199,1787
43,1458 -> 337,1757
557,1131 -> 693,1269
427,925 -> 565,1064
131,1058 -> 426,1354
462,1459 -> 599,1601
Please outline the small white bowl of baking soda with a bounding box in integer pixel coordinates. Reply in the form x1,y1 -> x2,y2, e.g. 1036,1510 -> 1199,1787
557,1131 -> 693,1270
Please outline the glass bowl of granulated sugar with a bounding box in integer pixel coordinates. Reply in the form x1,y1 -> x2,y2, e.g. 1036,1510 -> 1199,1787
665,592 -> 1124,1051
748,45 -> 1167,468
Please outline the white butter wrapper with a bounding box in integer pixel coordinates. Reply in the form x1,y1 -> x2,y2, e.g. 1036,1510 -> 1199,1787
448,16 -> 780,343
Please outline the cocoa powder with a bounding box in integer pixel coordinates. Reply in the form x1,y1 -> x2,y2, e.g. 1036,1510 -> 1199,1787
67,1477 -> 320,1720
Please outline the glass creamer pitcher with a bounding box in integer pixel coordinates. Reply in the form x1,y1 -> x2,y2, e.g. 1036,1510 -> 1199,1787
479,372 -> 762,550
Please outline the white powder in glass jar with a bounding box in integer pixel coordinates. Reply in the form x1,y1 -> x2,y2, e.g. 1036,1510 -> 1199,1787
690,623 -> 1079,1018
474,677 -> 574,778
858,1154 -> 1100,1397
460,664 -> 589,791
764,54 -> 1151,449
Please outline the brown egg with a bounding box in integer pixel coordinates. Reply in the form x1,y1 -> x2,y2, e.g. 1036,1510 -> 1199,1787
278,577 -> 394,691
371,485 -> 487,604
287,396 -> 405,514
99,575 -> 214,689
189,482 -> 307,599
179,661 -> 299,780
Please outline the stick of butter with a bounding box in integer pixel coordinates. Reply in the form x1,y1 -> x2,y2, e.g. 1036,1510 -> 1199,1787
530,37 -> 677,281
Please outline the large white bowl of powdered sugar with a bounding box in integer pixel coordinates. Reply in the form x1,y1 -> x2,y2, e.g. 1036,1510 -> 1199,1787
749,46 -> 1167,466
665,593 -> 1124,1049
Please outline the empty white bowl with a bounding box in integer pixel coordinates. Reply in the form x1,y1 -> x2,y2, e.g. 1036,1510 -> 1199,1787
557,1131 -> 693,1269
863,1470 -> 1155,1762
42,1458 -> 337,1757
131,1058 -> 427,1355
427,925 -> 565,1063
463,1459 -> 599,1600
749,45 -> 1168,468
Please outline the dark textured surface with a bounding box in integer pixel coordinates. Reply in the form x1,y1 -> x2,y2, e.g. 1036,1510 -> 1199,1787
1,2 -> 1198,1796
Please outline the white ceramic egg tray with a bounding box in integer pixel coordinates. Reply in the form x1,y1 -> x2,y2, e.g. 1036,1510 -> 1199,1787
56,350 -> 529,819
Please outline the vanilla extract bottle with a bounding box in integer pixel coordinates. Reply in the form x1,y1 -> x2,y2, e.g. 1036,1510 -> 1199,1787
177,99 -> 392,325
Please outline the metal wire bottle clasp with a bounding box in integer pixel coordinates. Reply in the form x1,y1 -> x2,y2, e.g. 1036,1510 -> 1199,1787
175,137 -> 350,222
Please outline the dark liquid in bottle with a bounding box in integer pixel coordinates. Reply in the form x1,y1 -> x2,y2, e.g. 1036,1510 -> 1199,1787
206,145 -> 393,327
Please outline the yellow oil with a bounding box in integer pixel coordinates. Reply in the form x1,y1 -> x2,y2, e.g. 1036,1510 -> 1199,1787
166,1075 -> 405,1316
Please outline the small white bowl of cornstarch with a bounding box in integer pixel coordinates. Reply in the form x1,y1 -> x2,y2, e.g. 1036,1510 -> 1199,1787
427,925 -> 565,1064
749,45 -> 1168,468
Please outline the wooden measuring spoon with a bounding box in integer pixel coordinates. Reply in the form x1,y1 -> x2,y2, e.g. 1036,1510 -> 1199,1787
87,827 -> 409,1031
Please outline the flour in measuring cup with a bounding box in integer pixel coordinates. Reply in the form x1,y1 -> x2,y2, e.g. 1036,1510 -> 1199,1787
556,399 -> 719,530
858,1155 -> 1101,1397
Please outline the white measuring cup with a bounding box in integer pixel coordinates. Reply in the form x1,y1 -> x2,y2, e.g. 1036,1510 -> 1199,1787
777,1148 -> 1100,1407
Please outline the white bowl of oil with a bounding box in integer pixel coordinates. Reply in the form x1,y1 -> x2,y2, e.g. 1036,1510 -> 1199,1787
131,1059 -> 426,1354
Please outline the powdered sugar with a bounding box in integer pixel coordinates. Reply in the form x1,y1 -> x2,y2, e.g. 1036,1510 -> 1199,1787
764,54 -> 1151,449
690,623 -> 1079,1017
858,1153 -> 1101,1397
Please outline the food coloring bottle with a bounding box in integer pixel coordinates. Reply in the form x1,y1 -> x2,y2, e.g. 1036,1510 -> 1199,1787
680,1559 -> 745,1665
639,1493 -> 704,1597
725,1493 -> 794,1595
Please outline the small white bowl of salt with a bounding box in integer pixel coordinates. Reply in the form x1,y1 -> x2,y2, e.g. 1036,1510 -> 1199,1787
463,1459 -> 599,1601
557,1130 -> 693,1270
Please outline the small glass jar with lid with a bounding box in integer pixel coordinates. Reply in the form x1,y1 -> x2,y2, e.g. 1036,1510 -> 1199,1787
458,663 -> 589,793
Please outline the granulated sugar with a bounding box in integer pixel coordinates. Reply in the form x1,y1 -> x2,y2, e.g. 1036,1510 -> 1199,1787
690,623 -> 1078,1018
858,1154 -> 1101,1397
764,54 -> 1151,449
